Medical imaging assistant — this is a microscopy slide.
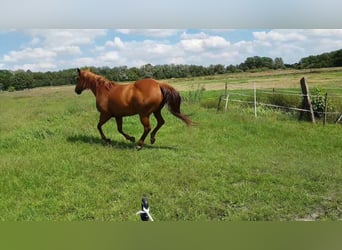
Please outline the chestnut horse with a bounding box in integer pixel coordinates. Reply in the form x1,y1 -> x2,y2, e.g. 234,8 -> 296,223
75,68 -> 193,150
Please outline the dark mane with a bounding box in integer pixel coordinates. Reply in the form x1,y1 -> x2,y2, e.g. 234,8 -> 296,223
86,71 -> 113,90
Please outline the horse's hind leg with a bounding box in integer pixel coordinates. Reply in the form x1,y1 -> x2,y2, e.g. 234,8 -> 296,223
150,110 -> 165,144
137,115 -> 151,150
115,117 -> 135,143
98,113 -> 111,143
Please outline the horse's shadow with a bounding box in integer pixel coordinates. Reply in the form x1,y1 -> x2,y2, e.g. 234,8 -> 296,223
67,134 -> 177,150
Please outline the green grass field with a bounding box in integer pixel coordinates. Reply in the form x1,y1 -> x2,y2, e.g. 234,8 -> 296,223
0,69 -> 341,221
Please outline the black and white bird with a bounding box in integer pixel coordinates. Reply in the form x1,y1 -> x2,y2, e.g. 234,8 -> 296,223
136,196 -> 154,221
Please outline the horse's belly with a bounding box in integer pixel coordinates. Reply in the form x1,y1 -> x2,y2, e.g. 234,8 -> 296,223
108,103 -> 137,117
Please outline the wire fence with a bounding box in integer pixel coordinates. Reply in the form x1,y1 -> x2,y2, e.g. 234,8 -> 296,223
228,91 -> 341,114
216,82 -> 342,124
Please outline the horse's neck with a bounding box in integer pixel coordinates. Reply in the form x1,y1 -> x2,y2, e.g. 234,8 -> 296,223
87,78 -> 98,96
87,76 -> 114,96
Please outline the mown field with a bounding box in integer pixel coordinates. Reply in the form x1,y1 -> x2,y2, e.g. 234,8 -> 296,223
0,69 -> 341,221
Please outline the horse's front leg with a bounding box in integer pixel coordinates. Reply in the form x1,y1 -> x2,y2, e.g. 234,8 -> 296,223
98,113 -> 111,144
115,117 -> 135,143
137,115 -> 151,150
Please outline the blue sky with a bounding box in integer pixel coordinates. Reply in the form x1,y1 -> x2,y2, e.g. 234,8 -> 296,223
1,29 -> 342,72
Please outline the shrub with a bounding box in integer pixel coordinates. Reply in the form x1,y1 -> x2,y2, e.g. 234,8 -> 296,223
200,99 -> 218,109
183,84 -> 205,103
311,87 -> 335,118
7,86 -> 16,92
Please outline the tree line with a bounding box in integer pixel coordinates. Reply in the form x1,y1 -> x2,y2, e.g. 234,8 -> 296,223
1,49 -> 342,91
296,49 -> 342,69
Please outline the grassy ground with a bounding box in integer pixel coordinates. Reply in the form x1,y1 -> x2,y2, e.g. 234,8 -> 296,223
0,70 -> 341,221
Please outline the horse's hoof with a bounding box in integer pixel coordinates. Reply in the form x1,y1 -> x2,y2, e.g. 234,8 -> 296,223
105,139 -> 111,144
130,137 -> 136,143
136,145 -> 143,151
151,137 -> 156,144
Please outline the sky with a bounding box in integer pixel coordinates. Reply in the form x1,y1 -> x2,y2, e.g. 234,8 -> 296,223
1,0 -> 342,72
1,29 -> 342,72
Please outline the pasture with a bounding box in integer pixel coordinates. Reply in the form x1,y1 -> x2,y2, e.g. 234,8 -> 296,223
0,69 -> 341,221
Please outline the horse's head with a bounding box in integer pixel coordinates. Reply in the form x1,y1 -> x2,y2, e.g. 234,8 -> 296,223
75,68 -> 87,95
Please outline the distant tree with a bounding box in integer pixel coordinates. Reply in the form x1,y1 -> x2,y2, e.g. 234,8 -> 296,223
332,49 -> 342,66
273,57 -> 285,69
245,57 -> 258,69
141,64 -> 153,78
298,49 -> 342,69
127,67 -> 141,81
226,65 -> 238,73
10,70 -> 34,90
238,62 -> 248,71
0,70 -> 12,90
213,64 -> 226,74
241,56 -> 274,71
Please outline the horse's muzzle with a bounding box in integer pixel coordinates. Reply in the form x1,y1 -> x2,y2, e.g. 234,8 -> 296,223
75,88 -> 82,95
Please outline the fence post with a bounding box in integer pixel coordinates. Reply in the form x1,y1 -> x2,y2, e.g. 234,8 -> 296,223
254,82 -> 257,118
217,81 -> 229,112
323,92 -> 328,126
337,114 -> 342,124
299,77 -> 315,123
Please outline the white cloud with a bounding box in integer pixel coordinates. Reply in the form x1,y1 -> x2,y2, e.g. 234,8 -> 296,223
95,38 -> 182,67
307,29 -> 342,37
99,51 -> 120,62
253,30 -> 306,42
116,29 -> 181,37
29,37 -> 40,46
3,48 -> 56,62
249,29 -> 342,63
179,39 -> 204,52
105,37 -> 125,49
73,57 -> 97,67
130,59 -> 149,67
52,46 -> 81,55
180,32 -> 208,40
179,32 -> 230,52
27,29 -> 107,47
93,46 -> 105,52
114,37 -> 124,49
169,57 -> 186,64
1,29 -> 108,71
141,40 -> 173,55
13,62 -> 57,71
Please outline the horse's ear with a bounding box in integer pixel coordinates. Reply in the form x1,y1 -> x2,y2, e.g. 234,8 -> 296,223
77,68 -> 81,75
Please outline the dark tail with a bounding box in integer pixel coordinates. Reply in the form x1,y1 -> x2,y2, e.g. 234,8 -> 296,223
160,83 -> 194,126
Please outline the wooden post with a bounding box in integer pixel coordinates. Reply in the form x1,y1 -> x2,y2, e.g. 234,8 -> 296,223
254,82 -> 257,118
224,80 -> 228,95
217,96 -> 222,111
337,114 -> 342,124
217,81 -> 229,112
224,80 -> 229,112
323,92 -> 328,126
299,77 -> 315,123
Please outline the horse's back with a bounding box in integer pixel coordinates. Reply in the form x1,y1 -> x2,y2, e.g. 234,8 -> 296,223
132,78 -> 161,99
132,78 -> 164,110
106,78 -> 163,116
134,78 -> 160,90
